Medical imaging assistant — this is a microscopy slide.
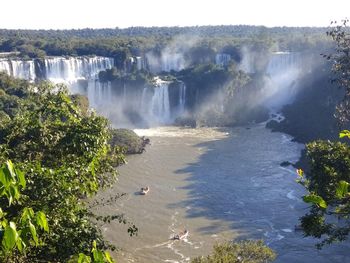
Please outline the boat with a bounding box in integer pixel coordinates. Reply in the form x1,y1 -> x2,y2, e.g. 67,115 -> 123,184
140,186 -> 149,195
174,230 -> 189,240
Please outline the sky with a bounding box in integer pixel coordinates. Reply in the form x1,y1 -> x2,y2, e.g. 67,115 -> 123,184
1,0 -> 349,29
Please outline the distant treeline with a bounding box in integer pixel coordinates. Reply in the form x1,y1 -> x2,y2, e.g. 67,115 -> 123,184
0,25 -> 329,38
0,25 -> 332,60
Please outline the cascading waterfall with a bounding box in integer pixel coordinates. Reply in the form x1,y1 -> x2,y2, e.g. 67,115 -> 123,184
150,81 -> 171,123
12,60 -> 36,81
161,53 -> 185,72
0,56 -> 114,111
139,78 -> 172,124
0,55 -> 187,127
44,56 -> 114,83
0,56 -> 113,84
215,53 -> 231,66
87,80 -> 113,109
178,81 -> 186,114
0,59 -> 36,81
0,59 -> 11,75
263,52 -> 303,109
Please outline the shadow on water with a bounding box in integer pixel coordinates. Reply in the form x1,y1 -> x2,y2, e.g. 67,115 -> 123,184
169,124 -> 350,262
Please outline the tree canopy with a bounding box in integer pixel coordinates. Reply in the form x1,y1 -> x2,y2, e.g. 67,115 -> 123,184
191,240 -> 276,263
0,73 -> 136,262
298,20 -> 350,248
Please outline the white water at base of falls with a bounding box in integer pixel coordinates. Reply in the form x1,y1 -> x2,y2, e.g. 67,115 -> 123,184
86,81 -> 113,109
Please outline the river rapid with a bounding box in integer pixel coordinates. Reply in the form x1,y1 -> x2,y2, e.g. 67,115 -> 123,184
94,124 -> 350,262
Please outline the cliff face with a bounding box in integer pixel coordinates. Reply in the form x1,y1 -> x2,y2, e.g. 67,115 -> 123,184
266,63 -> 344,143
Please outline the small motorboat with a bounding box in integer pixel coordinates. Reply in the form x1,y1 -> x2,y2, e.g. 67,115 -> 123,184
174,230 -> 189,240
140,186 -> 150,195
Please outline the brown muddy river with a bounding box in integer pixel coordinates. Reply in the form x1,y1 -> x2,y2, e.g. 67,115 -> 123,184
93,125 -> 350,263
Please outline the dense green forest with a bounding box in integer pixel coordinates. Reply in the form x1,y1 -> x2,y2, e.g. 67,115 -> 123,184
0,25 -> 331,59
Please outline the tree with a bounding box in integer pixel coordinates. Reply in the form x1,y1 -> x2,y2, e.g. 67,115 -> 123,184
191,240 -> 276,263
0,161 -> 49,262
325,19 -> 350,125
297,139 -> 350,247
0,75 -> 136,262
297,20 -> 350,247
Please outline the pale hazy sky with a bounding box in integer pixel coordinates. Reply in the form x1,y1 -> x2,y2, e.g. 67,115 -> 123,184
1,0 -> 349,29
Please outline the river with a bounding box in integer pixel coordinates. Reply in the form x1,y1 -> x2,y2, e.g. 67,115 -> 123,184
94,124 -> 350,262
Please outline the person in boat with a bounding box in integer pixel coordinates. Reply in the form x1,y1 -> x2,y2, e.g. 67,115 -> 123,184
175,229 -> 188,240
140,186 -> 149,194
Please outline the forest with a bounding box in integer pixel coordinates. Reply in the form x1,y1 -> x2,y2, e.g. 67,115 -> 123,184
0,25 -> 331,60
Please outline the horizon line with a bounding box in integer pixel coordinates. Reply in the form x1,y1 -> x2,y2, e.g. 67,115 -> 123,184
0,24 -> 331,31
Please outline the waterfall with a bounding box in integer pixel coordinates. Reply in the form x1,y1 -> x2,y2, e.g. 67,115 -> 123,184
146,52 -> 185,73
215,53 -> 231,66
178,82 -> 186,114
150,81 -> 171,124
138,77 -> 173,125
263,52 -> 302,109
0,59 -> 11,75
44,56 -> 113,83
0,59 -> 36,81
87,80 -> 113,109
140,87 -> 148,113
161,53 -> 185,72
0,56 -> 114,111
0,56 -> 113,84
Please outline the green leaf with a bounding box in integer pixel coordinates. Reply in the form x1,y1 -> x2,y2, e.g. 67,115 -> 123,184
303,194 -> 327,209
8,184 -> 20,202
340,130 -> 350,138
78,253 -> 92,263
6,160 -> 15,179
91,240 -> 105,262
16,168 -> 26,189
29,221 -> 39,246
2,222 -> 19,251
0,164 -> 11,188
21,207 -> 35,224
104,251 -> 114,263
16,237 -> 25,252
92,249 -> 104,262
36,211 -> 49,232
336,180 -> 349,198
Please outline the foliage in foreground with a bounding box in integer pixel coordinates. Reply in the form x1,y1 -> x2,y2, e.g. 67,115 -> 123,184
296,20 -> 350,248
0,161 -> 49,262
297,139 -> 350,248
191,240 -> 276,263
0,73 -> 134,262
326,19 -> 350,125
